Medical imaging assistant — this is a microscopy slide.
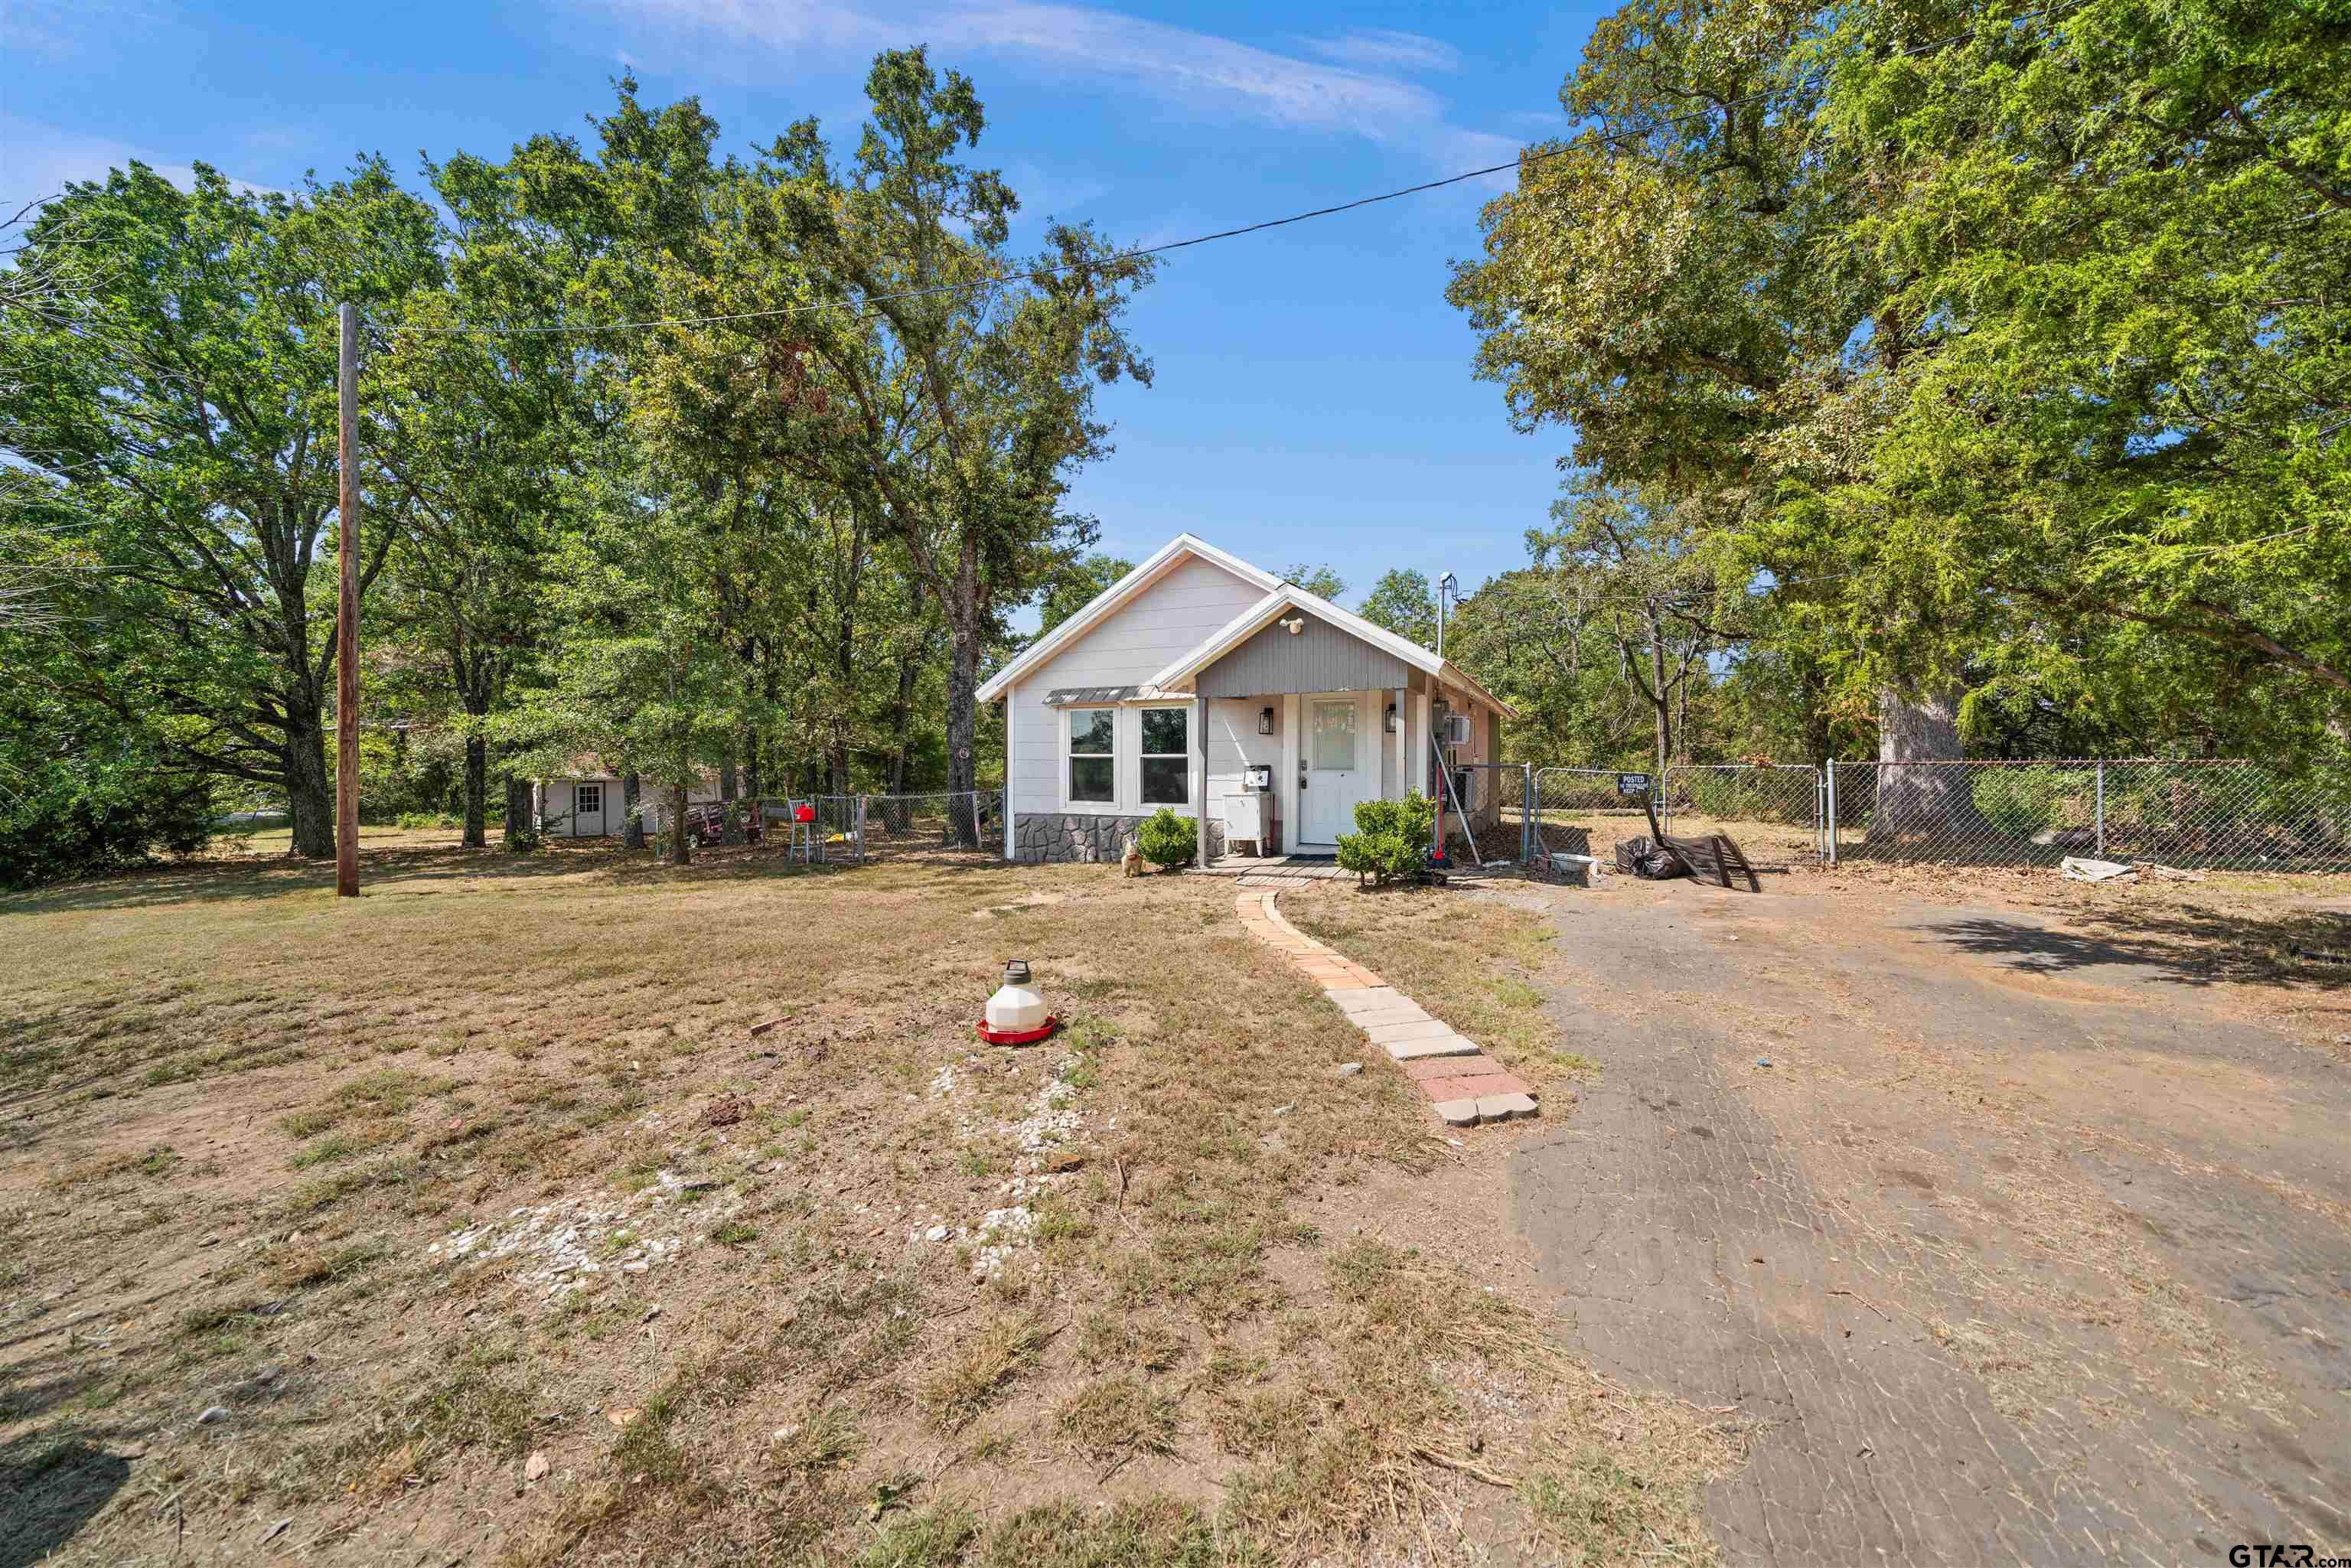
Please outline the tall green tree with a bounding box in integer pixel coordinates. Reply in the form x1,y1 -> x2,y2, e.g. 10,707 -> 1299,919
1451,0 -> 2351,763
755,51 -> 1157,838
1034,551 -> 1133,637
1357,569 -> 1440,649
373,141 -> 597,846
0,162 -> 442,857
1277,562 -> 1348,601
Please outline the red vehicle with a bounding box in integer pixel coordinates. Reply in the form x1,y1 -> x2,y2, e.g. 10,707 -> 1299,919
683,804 -> 761,846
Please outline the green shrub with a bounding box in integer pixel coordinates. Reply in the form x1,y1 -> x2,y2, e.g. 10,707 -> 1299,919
1135,807 -> 1195,869
1970,765 -> 2088,838
1335,790 -> 1435,886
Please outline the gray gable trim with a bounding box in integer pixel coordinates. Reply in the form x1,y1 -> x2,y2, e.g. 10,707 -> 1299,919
1198,608 -> 1414,697
1042,685 -> 1145,707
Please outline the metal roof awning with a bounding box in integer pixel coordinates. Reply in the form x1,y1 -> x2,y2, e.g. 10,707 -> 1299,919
1042,684 -> 1146,707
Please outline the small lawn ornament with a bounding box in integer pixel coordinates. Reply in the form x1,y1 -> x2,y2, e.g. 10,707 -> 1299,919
977,959 -> 1058,1045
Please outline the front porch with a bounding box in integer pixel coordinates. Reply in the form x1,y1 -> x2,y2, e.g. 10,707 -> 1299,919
1182,853 -> 1352,882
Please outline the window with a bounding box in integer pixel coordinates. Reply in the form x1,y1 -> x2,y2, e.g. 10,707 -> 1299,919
1141,707 -> 1189,805
576,783 -> 603,817
1067,708 -> 1114,804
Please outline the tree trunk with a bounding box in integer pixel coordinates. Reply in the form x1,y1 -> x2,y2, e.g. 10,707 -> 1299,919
503,772 -> 531,845
285,716 -> 334,860
944,621 -> 980,846
623,772 -> 644,849
889,647 -> 919,794
669,781 -> 691,865
461,735 -> 487,848
1798,661 -> 1836,766
1870,686 -> 1982,836
1647,616 -> 1672,780
719,753 -> 741,845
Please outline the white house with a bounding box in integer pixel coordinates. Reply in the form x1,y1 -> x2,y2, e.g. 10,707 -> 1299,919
980,534 -> 1514,864
533,759 -> 721,839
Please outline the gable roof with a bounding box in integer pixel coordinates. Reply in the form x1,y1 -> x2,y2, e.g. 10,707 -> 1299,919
977,532 -> 1515,719
1146,583 -> 1517,719
975,534 -> 1280,704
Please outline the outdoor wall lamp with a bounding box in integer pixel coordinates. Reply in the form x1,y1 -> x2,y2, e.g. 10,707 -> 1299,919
1384,702 -> 1399,733
1257,706 -> 1275,735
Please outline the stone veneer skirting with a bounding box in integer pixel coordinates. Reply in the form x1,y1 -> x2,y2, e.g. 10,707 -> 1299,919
1012,811 -> 1226,864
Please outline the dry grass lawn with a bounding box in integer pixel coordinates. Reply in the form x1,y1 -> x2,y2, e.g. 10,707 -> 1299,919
2,833 -> 1735,1566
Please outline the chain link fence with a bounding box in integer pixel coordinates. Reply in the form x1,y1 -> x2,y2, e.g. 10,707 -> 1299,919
859,790 -> 1003,856
1529,768 -> 1658,865
1828,759 -> 2351,871
1661,764 -> 1828,865
1440,761 -> 1531,863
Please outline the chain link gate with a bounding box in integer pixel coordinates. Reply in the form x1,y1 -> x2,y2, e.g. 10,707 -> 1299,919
859,790 -> 1003,856
1824,759 -> 2351,870
1438,761 -> 1535,865
1660,764 -> 1828,868
1528,768 -> 1660,868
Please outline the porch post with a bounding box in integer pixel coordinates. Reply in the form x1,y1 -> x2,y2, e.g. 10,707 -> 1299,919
1195,693 -> 1210,868
1392,686 -> 1405,803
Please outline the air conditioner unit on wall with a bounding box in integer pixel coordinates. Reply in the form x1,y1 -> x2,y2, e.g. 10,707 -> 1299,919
1440,712 -> 1474,748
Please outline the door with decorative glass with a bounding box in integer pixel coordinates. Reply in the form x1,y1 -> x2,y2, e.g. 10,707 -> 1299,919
1302,695 -> 1369,845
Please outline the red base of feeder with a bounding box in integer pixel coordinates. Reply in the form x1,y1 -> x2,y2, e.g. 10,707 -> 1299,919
976,1015 -> 1058,1046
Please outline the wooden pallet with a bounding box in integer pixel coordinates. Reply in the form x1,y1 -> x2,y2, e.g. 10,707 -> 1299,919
1662,832 -> 1757,892
1639,793 -> 1758,891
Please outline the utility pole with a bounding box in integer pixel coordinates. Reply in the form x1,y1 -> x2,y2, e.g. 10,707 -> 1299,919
335,302 -> 360,898
1431,570 -> 1458,860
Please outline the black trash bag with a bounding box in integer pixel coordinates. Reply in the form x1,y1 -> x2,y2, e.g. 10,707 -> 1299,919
1614,835 -> 1685,880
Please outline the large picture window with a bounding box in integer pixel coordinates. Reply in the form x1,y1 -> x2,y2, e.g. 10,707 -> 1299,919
1067,707 -> 1114,804
1140,707 -> 1189,805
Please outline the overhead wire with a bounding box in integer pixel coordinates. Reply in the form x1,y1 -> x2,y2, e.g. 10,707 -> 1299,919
371,4 -> 2079,339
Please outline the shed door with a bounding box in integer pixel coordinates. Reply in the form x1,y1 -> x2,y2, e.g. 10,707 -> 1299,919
574,781 -> 606,836
1303,696 -> 1370,845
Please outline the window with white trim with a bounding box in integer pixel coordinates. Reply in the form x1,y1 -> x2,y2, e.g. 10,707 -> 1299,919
1140,706 -> 1189,805
1067,707 -> 1114,804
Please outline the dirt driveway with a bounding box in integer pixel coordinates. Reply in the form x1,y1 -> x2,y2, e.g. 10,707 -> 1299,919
1502,871 -> 2350,1565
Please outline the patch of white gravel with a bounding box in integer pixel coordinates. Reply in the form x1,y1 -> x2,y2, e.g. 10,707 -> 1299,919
425,1170 -> 740,1303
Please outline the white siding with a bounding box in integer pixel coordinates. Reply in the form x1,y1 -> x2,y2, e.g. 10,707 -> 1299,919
542,774 -> 719,837
1008,554 -> 1267,820
1205,696 -> 1283,843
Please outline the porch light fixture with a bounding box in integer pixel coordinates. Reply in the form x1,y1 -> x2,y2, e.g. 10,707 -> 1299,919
1384,702 -> 1398,734
1257,706 -> 1275,735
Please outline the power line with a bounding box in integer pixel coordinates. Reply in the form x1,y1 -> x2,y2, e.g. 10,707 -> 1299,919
380,5 -> 2078,339
380,149 -> 1565,337
1,5 -> 2074,339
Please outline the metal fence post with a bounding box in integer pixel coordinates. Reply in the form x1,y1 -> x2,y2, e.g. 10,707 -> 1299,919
1825,761 -> 1839,865
1521,763 -> 1534,864
2095,761 -> 2105,858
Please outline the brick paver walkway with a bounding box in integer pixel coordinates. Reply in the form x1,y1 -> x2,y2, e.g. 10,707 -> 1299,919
1234,887 -> 1538,1127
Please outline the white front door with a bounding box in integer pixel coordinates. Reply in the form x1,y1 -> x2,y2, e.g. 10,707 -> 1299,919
1303,695 -> 1371,845
574,781 -> 607,836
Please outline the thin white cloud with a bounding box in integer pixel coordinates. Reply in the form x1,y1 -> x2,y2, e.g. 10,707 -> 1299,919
2,0 -> 164,60
1301,29 -> 1462,75
1,119 -> 282,209
585,0 -> 1513,166
927,4 -> 1437,134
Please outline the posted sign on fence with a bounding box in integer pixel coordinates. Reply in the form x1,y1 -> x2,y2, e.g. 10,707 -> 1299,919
1616,772 -> 1652,797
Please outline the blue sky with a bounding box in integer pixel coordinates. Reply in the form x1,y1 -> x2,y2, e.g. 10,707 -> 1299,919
4,0 -> 1606,608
